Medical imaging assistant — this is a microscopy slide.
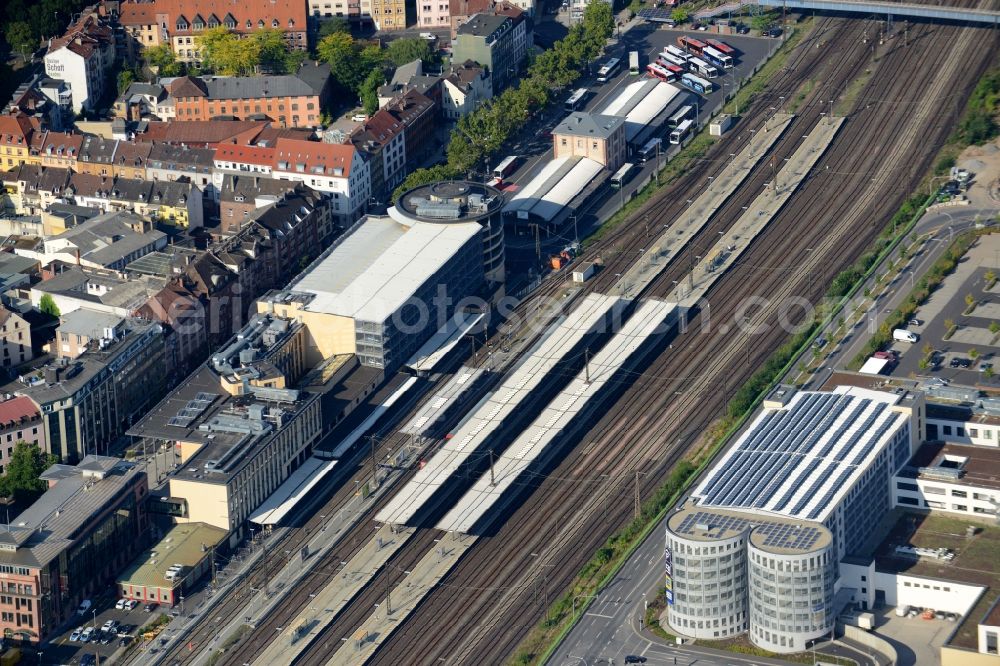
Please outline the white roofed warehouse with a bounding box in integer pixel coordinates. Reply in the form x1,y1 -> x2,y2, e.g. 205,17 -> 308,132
665,384 -> 924,653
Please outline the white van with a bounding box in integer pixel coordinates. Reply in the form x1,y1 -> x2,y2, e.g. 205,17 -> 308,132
893,328 -> 919,343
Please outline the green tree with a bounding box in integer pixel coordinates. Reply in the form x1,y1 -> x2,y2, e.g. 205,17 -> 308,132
318,17 -> 349,38
5,21 -> 36,58
38,294 -> 60,317
198,26 -> 261,76
144,44 -> 183,77
991,321 -> 1000,335
0,442 -> 57,501
670,8 -> 689,24
359,68 -> 383,116
969,348 -> 980,360
751,12 -> 776,32
318,31 -> 368,93
385,38 -> 432,67
965,293 -> 976,310
117,67 -> 135,95
582,2 -> 614,53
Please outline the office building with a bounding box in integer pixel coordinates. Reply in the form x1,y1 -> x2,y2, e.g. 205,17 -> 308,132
0,455 -> 147,643
666,384 -> 924,653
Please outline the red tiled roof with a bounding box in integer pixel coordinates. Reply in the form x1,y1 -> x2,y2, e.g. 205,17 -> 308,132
40,132 -> 84,157
138,120 -> 268,147
213,144 -> 275,166
0,115 -> 34,146
272,138 -> 354,178
119,0 -> 306,32
0,396 -> 40,425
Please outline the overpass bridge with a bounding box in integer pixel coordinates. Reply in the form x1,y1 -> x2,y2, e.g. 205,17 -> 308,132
692,0 -> 1000,25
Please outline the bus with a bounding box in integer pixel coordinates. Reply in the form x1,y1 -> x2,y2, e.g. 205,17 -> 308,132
668,104 -> 693,128
564,88 -> 588,112
596,57 -> 621,83
706,39 -> 738,57
492,155 -> 519,182
637,138 -> 662,163
629,50 -> 640,75
702,45 -> 733,69
646,62 -> 675,82
610,162 -> 635,189
670,118 -> 693,144
663,62 -> 685,78
681,72 -> 713,94
689,57 -> 719,78
664,45 -> 690,62
677,35 -> 708,56
659,51 -> 688,68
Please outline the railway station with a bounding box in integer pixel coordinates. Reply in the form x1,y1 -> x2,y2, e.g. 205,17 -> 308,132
375,293 -> 625,526
503,155 -> 607,234
598,79 -> 688,147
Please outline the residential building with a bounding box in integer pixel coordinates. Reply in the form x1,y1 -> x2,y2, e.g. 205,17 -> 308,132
37,131 -> 83,171
665,384 -> 924,653
552,112 -> 627,171
385,90 -> 437,169
370,0 -> 407,30
117,522 -> 226,608
0,165 -> 73,216
35,79 -> 74,128
4,77 -> 66,132
348,112 -> 405,205
133,119 -> 298,147
0,397 -> 47,474
118,0 -> 308,63
128,312 -> 322,539
451,0 -> 532,37
114,82 -> 176,121
146,143 -> 216,200
218,175 -> 297,234
0,114 -> 35,170
271,138 -> 370,225
76,134 -> 117,177
41,203 -> 101,236
452,9 -> 529,92
442,61 -> 492,119
7,317 -> 165,460
67,173 -> 205,229
43,12 -> 115,113
377,60 -> 426,108
167,64 -> 331,128
111,141 -> 153,179
418,0 -> 452,28
0,455 -> 147,643
137,282 -> 210,377
261,210 -> 488,371
30,265 -> 165,319
0,307 -> 35,369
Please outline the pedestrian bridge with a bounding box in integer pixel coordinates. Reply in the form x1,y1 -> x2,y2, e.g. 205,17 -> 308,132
757,0 -> 1000,25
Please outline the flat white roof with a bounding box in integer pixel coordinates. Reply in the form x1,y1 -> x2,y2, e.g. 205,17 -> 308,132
600,80 -> 683,142
437,299 -> 676,534
504,157 -> 605,222
294,217 -> 482,323
694,386 -> 909,523
400,367 -> 483,436
600,79 -> 658,116
859,357 -> 890,375
248,457 -> 338,526
376,293 -> 624,526
405,312 -> 485,372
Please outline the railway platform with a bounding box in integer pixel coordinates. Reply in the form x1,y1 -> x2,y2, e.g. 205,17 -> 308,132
325,532 -> 476,665
252,525 -> 416,665
669,115 -> 845,306
612,112 -> 795,299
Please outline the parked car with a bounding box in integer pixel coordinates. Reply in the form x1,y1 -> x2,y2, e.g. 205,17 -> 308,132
144,603 -> 158,613
81,655 -> 97,666
625,657 -> 648,665
980,362 -> 993,373
115,599 -> 127,610
80,627 -> 95,642
76,599 -> 92,616
735,23 -> 750,33
101,619 -> 117,633
100,631 -> 114,645
70,627 -> 83,642
765,27 -> 783,37
909,318 -> 923,326
117,624 -> 133,636
951,357 -> 972,369
351,114 -> 368,122
125,599 -> 139,611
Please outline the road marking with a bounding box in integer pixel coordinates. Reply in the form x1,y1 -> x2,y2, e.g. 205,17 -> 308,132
585,612 -> 616,619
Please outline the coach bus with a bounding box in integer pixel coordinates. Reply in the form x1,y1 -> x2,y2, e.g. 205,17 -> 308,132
629,50 -> 640,75
664,45 -> 690,63
706,39 -> 738,57
637,138 -> 662,163
659,51 -> 688,68
670,118 -> 694,144
492,155 -> 519,182
610,162 -> 636,189
681,72 -> 713,94
688,57 -> 719,78
596,57 -> 621,83
646,62 -> 675,82
702,45 -> 733,69
668,105 -> 693,128
565,88 -> 588,112
677,35 -> 707,56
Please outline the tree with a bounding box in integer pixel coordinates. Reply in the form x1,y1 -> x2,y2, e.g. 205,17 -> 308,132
318,31 -> 368,93
969,348 -> 980,360
0,442 -> 57,501
670,8 -> 689,24
359,68 -> 382,116
944,318 -> 955,332
965,293 -> 976,310
991,321 -> 1000,335
385,38 -> 432,67
117,68 -> 135,95
144,44 -> 183,77
751,13 -> 776,32
38,294 -> 60,317
5,21 -> 35,58
582,1 -> 614,53
198,26 -> 260,76
254,28 -> 304,74
318,17 -> 350,38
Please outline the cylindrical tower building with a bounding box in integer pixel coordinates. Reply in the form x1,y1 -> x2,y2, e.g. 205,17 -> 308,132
390,181 -> 505,286
747,524 -> 836,653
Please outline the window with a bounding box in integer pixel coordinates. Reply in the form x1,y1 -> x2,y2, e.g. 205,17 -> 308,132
897,481 -> 919,491
943,425 -> 952,435
952,490 -> 967,498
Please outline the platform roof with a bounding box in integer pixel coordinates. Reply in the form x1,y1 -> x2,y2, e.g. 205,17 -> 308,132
248,457 -> 338,526
405,312 -> 485,373
437,299 -> 676,534
600,80 -> 683,142
326,376 -> 419,459
694,386 -> 909,522
400,367 -> 484,436
503,156 -> 605,222
376,293 -> 624,526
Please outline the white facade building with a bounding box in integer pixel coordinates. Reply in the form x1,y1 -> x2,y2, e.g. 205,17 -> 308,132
43,16 -> 114,114
271,138 -> 371,225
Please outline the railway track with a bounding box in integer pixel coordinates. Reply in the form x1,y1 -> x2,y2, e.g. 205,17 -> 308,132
359,14 -> 1000,666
